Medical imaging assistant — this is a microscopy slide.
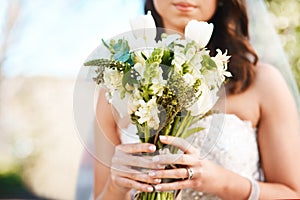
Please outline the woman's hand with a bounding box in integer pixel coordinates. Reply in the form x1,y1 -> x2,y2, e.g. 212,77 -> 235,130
148,135 -> 227,195
110,143 -> 165,193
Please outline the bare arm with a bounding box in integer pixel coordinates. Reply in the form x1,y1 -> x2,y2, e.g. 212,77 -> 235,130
214,65 -> 300,199
220,65 -> 300,199
256,65 -> 300,198
94,90 -> 161,199
94,89 -> 130,199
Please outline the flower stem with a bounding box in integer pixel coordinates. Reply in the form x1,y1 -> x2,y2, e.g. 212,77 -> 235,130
174,111 -> 191,138
170,116 -> 180,137
144,125 -> 150,143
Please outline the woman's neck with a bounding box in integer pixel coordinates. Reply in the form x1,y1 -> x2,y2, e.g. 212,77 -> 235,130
162,20 -> 184,35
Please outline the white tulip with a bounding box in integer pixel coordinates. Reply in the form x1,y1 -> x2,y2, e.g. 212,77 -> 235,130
185,20 -> 214,48
130,11 -> 157,41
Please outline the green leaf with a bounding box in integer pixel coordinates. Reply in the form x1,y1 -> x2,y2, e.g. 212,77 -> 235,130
181,127 -> 204,139
161,48 -> 171,65
201,55 -> 217,70
122,69 -> 139,90
84,58 -> 110,66
101,39 -> 113,53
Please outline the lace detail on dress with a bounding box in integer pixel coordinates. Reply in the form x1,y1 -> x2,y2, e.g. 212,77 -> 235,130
182,113 -> 263,199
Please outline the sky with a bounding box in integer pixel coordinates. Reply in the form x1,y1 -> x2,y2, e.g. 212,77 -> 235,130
0,0 -> 144,77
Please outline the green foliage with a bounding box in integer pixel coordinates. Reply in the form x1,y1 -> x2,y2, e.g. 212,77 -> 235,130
0,172 -> 40,199
122,69 -> 141,94
201,55 -> 217,71
84,58 -> 131,85
168,72 -> 198,108
265,0 -> 300,91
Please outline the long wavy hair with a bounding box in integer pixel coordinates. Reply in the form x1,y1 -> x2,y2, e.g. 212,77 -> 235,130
145,0 -> 258,94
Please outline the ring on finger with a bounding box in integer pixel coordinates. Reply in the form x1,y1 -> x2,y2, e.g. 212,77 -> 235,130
186,167 -> 194,180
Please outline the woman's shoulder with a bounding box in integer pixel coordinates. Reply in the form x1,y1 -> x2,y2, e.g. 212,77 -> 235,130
254,62 -> 297,113
254,62 -> 289,93
255,62 -> 283,83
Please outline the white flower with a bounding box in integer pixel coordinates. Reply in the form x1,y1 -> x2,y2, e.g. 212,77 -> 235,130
171,46 -> 186,73
183,73 -> 195,86
133,62 -> 145,77
185,20 -> 214,48
130,11 -> 157,41
150,78 -> 165,96
128,88 -> 143,114
203,70 -> 220,89
128,37 -> 156,57
213,49 -> 231,67
189,51 -> 203,70
135,97 -> 160,129
157,34 -> 181,47
150,67 -> 166,96
103,68 -> 122,90
172,56 -> 185,73
171,41 -> 204,74
128,98 -> 140,114
185,46 -> 197,61
212,49 -> 232,83
186,83 -> 219,116
133,51 -> 146,66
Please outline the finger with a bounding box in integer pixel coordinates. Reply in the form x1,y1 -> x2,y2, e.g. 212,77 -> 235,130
149,167 -> 202,180
154,179 -> 199,191
152,154 -> 199,166
112,153 -> 165,169
148,168 -> 188,179
159,136 -> 198,154
116,143 -> 156,154
111,165 -> 162,184
113,175 -> 155,193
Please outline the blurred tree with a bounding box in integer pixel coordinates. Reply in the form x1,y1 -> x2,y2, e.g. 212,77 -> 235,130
0,172 -> 44,199
265,0 -> 300,91
0,0 -> 22,80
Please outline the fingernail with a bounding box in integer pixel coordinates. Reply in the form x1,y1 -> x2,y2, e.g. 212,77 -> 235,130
159,135 -> 167,141
148,171 -> 156,176
154,179 -> 161,183
152,156 -> 159,162
155,185 -> 162,190
147,186 -> 153,192
149,145 -> 156,151
157,164 -> 165,169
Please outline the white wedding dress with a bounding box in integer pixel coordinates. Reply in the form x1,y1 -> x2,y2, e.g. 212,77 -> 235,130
76,111 -> 263,200
119,113 -> 264,200
182,113 -> 263,199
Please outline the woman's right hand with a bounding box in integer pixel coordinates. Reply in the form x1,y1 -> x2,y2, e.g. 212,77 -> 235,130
110,143 -> 164,193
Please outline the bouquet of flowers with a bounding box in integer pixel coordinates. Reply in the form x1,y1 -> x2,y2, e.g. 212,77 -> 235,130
84,12 -> 231,200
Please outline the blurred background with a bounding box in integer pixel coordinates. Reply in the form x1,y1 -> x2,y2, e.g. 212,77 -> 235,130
0,0 -> 299,199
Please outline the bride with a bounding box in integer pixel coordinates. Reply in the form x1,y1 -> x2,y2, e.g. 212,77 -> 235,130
90,0 -> 300,199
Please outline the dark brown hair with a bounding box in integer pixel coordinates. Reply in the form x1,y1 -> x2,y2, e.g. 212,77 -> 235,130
145,0 -> 258,94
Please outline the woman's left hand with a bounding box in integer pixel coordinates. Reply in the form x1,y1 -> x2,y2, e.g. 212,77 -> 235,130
149,135 -> 227,195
